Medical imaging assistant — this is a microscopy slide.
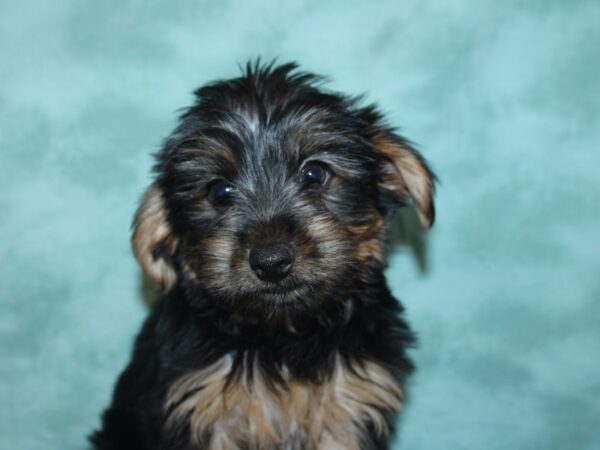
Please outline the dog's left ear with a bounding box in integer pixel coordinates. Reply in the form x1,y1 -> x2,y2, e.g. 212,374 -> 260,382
131,184 -> 179,292
371,129 -> 436,228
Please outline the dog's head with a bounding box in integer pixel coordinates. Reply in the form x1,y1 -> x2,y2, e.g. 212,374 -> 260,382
132,62 -> 435,321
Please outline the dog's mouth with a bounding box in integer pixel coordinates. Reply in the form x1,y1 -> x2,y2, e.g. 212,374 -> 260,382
255,282 -> 305,298
243,278 -> 313,305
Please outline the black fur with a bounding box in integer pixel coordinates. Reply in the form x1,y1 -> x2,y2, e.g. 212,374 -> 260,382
91,61 -> 435,450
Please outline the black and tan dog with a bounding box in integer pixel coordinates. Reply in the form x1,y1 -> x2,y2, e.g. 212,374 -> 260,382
91,62 -> 435,450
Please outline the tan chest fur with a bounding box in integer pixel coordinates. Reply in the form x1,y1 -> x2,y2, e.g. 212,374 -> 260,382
165,354 -> 402,450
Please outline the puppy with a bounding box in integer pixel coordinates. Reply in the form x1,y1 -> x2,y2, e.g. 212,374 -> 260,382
91,61 -> 435,450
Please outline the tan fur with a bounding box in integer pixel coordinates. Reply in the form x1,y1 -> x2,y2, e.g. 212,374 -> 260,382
131,185 -> 178,292
348,215 -> 386,265
165,355 -> 402,450
372,132 -> 434,229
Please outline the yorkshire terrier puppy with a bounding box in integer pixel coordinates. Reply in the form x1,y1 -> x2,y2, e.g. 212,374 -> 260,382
91,62 -> 435,450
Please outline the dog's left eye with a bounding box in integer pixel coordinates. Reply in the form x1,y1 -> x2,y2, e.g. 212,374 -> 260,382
301,163 -> 330,187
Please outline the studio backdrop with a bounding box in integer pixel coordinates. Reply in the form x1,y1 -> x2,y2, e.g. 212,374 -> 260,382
1,1 -> 599,449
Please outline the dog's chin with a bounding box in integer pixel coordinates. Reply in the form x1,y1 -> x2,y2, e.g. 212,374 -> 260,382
231,282 -> 330,321
246,282 -> 309,307
198,278 -> 348,331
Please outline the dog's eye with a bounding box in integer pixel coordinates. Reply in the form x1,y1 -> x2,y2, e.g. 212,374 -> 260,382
209,180 -> 236,204
301,163 -> 330,187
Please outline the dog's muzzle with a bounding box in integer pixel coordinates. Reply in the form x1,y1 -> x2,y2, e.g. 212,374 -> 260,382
249,242 -> 295,282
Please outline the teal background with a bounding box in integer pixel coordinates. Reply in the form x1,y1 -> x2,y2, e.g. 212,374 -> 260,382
1,1 -> 599,449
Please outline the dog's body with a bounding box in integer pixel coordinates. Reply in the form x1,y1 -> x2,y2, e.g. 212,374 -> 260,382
92,62 -> 435,450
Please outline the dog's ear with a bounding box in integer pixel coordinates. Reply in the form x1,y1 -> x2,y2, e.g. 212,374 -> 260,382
371,129 -> 436,228
131,184 -> 178,292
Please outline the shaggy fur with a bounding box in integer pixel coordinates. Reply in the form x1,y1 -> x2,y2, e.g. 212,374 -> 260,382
91,61 -> 436,450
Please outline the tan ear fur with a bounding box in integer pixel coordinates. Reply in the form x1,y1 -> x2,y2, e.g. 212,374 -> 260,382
372,132 -> 436,229
131,185 -> 178,292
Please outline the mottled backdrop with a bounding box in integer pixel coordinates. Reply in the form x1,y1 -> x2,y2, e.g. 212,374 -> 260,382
1,0 -> 599,449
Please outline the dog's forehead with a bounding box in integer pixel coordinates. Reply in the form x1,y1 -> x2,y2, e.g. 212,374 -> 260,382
211,106 -> 369,167
160,74 -> 383,185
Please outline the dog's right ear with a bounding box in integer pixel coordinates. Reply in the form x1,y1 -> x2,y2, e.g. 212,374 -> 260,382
131,185 -> 178,292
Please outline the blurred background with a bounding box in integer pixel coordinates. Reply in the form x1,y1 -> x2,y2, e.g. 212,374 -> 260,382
1,0 -> 599,449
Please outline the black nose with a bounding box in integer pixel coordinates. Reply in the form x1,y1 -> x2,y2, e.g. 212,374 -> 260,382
249,242 -> 294,282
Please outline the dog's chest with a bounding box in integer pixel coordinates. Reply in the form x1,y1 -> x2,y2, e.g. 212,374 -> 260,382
165,354 -> 402,450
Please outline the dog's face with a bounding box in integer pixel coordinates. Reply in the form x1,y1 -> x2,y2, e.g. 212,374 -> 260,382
132,63 -> 435,320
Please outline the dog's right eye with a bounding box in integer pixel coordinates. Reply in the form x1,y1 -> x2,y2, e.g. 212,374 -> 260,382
208,180 -> 236,205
